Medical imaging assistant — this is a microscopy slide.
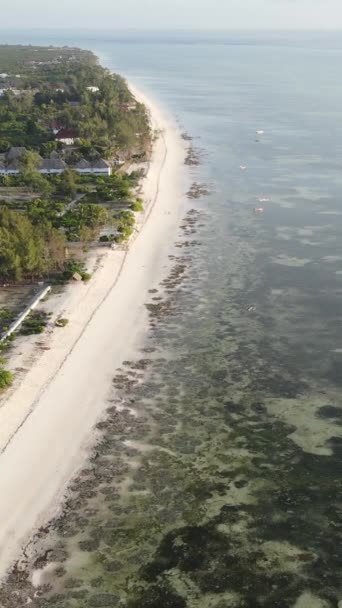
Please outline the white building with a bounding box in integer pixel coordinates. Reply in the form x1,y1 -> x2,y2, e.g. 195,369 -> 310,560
74,159 -> 91,174
6,160 -> 21,175
74,158 -> 111,176
0,147 -> 111,177
0,88 -> 23,97
39,159 -> 67,174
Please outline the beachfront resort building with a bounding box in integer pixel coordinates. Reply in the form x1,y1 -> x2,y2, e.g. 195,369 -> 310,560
74,158 -> 112,176
39,158 -> 67,174
0,148 -> 112,176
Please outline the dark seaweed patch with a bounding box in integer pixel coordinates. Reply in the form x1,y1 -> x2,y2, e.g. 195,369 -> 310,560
317,405 -> 342,419
126,583 -> 186,608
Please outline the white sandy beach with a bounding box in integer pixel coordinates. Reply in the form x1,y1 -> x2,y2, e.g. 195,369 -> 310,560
0,85 -> 186,579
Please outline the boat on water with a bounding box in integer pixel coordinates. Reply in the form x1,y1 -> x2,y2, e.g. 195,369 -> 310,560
256,130 -> 264,135
239,165 -> 247,170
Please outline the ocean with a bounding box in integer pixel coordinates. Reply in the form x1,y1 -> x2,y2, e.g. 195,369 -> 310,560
1,30 -> 342,607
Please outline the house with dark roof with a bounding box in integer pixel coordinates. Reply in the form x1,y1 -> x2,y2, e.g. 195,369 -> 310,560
73,158 -> 111,176
6,160 -> 22,174
6,147 -> 27,161
91,158 -> 111,175
47,120 -> 65,135
74,159 -> 91,173
0,150 -> 110,176
55,128 -> 77,145
39,158 -> 67,174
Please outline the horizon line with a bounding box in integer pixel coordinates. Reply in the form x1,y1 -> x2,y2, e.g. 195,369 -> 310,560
1,27 -> 342,33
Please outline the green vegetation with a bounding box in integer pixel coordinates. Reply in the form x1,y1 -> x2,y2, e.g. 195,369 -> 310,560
115,210 -> 135,242
0,46 -> 151,286
131,198 -> 144,212
0,45 -> 151,389
55,317 -> 69,328
0,207 -> 67,281
61,260 -> 91,282
19,310 -> 49,335
0,45 -> 150,154
0,307 -> 14,334
0,361 -> 13,389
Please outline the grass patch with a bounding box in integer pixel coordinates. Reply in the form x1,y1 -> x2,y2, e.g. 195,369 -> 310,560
0,359 -> 13,389
19,311 -> 49,335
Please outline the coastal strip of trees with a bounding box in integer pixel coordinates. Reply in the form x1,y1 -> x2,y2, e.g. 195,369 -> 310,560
0,45 -> 152,390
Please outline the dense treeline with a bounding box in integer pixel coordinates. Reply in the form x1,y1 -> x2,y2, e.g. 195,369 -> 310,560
0,46 -> 150,286
0,207 -> 67,281
0,168 -> 143,281
0,46 -> 150,155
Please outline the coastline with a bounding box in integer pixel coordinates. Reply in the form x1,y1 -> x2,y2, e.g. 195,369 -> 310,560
0,83 -> 186,580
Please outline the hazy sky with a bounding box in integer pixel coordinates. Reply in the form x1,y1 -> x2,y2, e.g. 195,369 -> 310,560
2,0 -> 342,30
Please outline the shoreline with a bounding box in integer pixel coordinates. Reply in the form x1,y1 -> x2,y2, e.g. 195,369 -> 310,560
0,83 -> 186,580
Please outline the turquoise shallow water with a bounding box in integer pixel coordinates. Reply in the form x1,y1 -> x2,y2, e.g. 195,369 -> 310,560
1,30 -> 342,607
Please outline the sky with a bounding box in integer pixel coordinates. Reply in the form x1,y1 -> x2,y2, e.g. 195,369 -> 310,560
2,0 -> 342,31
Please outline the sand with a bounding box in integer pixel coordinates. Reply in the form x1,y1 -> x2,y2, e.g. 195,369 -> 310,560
0,85 -> 186,580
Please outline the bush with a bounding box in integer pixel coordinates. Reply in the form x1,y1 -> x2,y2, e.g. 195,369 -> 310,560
131,198 -> 144,212
99,234 -> 115,242
0,366 -> 13,389
19,311 -> 48,335
0,308 -> 14,334
0,334 -> 15,354
81,272 -> 91,282
55,317 -> 69,327
62,259 -> 84,281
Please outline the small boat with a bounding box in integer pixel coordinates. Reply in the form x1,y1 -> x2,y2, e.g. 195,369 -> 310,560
258,197 -> 270,203
254,207 -> 264,214
239,165 -> 247,171
256,130 -> 264,135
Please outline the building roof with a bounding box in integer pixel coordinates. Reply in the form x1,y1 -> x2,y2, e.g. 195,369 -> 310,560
75,159 -> 91,169
91,158 -> 111,169
47,120 -> 64,131
56,128 -> 77,140
6,159 -> 22,171
6,147 -> 27,161
40,159 -> 67,171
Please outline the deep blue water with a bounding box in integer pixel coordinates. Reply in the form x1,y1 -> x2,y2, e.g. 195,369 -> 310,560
1,30 -> 342,607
